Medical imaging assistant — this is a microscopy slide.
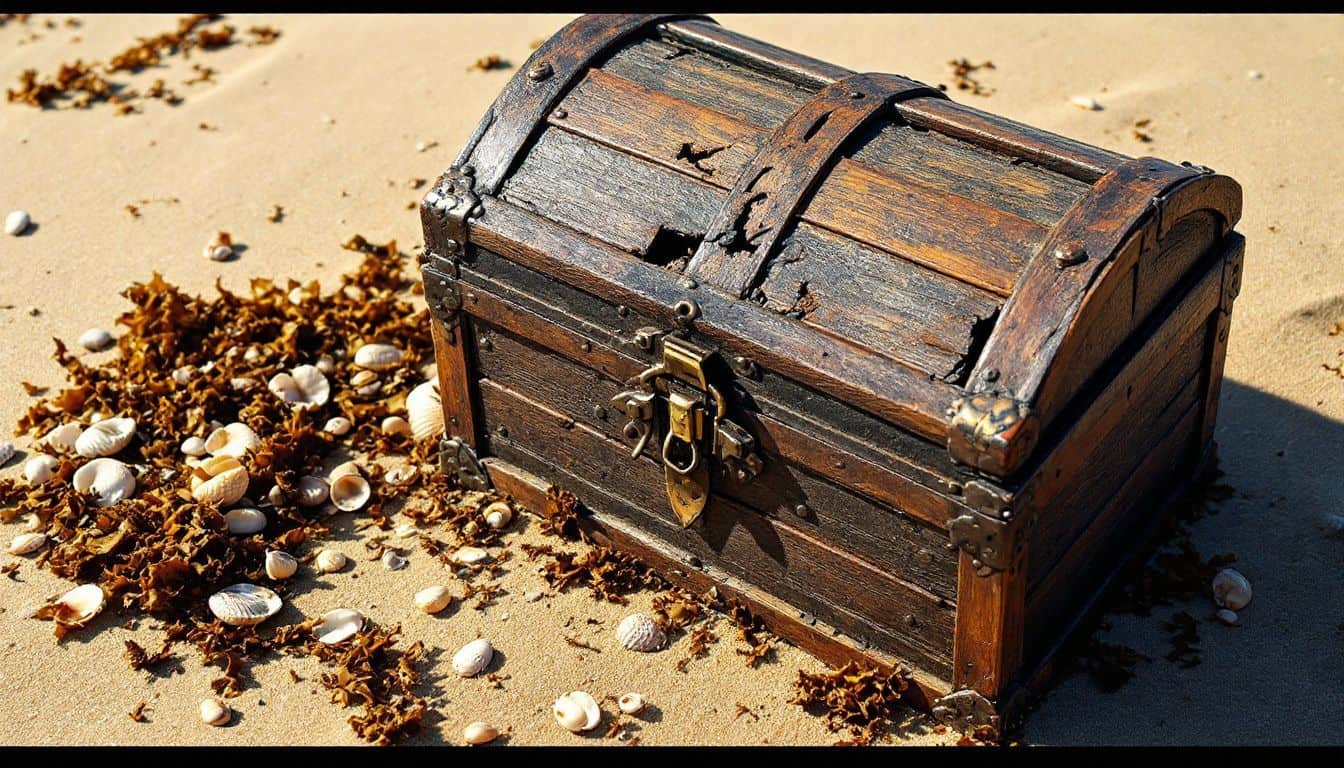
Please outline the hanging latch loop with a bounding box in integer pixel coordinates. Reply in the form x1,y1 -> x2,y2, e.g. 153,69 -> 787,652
609,334 -> 763,528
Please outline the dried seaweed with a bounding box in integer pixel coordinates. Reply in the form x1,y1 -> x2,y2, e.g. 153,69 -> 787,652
790,661 -> 913,745
1132,117 -> 1153,143
468,54 -> 509,72
128,700 -> 149,722
948,58 -> 995,97
518,541 -> 663,605
125,638 -> 177,672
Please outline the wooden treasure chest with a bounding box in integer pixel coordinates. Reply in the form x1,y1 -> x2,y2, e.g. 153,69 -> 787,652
418,13 -> 1244,734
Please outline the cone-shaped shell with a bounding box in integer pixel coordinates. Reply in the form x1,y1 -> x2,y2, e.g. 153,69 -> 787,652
617,693 -> 646,715
54,583 -> 105,624
190,456 -> 249,507
451,638 -> 494,677
24,454 -> 60,484
313,608 -> 364,643
43,423 -> 83,454
8,532 -> 46,555
406,380 -> 445,442
414,585 -> 453,614
616,613 -> 666,652
353,343 -> 403,371
74,417 -> 136,458
72,458 -> 136,507
462,722 -> 499,745
223,508 -> 266,535
264,550 -> 299,580
553,691 -> 601,732
267,364 -> 330,409
1212,568 -> 1252,611
208,583 -> 282,626
330,474 -> 371,512
200,698 -> 232,726
204,423 -> 261,458
484,501 -> 513,530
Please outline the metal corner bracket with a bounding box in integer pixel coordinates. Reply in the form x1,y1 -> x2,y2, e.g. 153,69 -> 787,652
948,479 -> 1026,576
931,689 -> 1001,735
441,435 -> 491,492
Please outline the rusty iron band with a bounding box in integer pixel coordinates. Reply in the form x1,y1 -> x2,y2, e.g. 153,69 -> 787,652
685,72 -> 946,299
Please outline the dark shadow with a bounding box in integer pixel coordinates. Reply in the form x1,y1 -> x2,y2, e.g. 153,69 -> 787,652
16,221 -> 38,237
1023,379 -> 1344,745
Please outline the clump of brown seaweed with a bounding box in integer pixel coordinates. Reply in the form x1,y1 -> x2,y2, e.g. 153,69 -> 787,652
790,660 -> 914,746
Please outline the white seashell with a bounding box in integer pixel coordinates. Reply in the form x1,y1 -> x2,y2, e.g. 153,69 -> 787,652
206,244 -> 233,262
224,508 -> 266,535
5,209 -> 31,236
617,693 -> 646,715
462,721 -> 499,745
414,585 -> 452,614
0,441 -> 12,467
181,436 -> 207,457
322,417 -> 352,436
616,613 -> 666,652
78,328 -> 114,352
350,370 -> 378,388
172,365 -> 195,385
330,474 -> 370,511
553,691 -> 601,732
1216,608 -> 1240,626
23,513 -> 44,533
353,343 -> 404,371
190,456 -> 249,507
267,485 -> 286,507
200,698 -> 231,726
1070,95 -> 1103,111
267,365 -> 330,409
54,583 -> 105,624
406,381 -> 444,442
315,549 -> 347,573
1247,69 -> 1263,80
315,354 -> 336,375
24,454 -> 59,484
1212,568 -> 1252,610
313,608 -> 364,643
524,589 -> 545,603
208,583 -> 282,626
74,416 -> 136,458
72,458 -> 136,507
328,461 -> 362,481
230,377 -> 257,391
451,546 -> 491,566
42,423 -> 83,454
381,550 -> 406,570
484,501 -> 513,530
8,532 -> 46,555
384,464 -> 418,487
296,475 -> 329,507
204,422 -> 261,458
451,638 -> 494,677
381,416 -> 412,437
394,522 -> 418,539
264,550 -> 299,580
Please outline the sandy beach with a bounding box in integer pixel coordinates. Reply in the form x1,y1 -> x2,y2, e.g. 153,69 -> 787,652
0,14 -> 1341,746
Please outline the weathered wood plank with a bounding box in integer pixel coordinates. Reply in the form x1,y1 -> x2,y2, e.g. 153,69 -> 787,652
424,264 -> 481,445
1135,210 -> 1221,325
953,548 -> 1027,698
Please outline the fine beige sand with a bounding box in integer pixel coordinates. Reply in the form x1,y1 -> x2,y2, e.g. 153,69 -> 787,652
1,14 -> 1341,746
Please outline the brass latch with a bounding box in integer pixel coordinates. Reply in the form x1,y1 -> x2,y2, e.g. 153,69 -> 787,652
610,334 -> 764,528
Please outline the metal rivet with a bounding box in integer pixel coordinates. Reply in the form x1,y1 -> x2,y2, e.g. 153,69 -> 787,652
1053,244 -> 1088,267
948,481 -> 964,495
680,277 -> 698,290
905,614 -> 917,627
467,293 -> 478,303
579,340 -> 591,352
460,165 -> 474,175
848,91 -> 863,99
793,503 -> 810,518
592,405 -> 606,420
495,426 -> 509,437
526,61 -> 553,81
553,108 -> 567,119
830,459 -> 845,469
984,368 -> 1000,382
616,305 -> 629,317
479,336 -> 493,351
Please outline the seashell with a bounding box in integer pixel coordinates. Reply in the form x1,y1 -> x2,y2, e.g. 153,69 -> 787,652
24,454 -> 59,484
313,608 -> 364,643
23,513 -> 44,532
330,475 -> 371,514
8,532 -> 47,555
553,691 -> 601,733
381,550 -> 407,570
223,508 -> 266,535
1212,568 -> 1252,610
350,369 -> 381,397
353,343 -> 404,371
5,209 -> 31,236
208,583 -> 282,626
204,422 -> 261,458
315,549 -> 347,573
394,522 -> 418,539
451,638 -> 494,677
328,461 -> 362,481
267,365 -> 330,409
296,475 -> 329,507
1216,608 -> 1240,626
616,613 -> 666,652
53,583 -> 105,624
617,693 -> 645,716
72,458 -> 136,507
75,416 -> 136,458
406,381 -> 444,442
181,436 -> 207,457
484,501 -> 513,530
190,455 -> 249,507
0,441 -> 12,467
206,244 -> 233,262
524,589 -> 545,603
42,422 -> 83,454
451,546 -> 491,566
384,464 -> 418,487
172,365 -> 194,385
78,327 -> 114,352
381,416 -> 412,437
415,585 -> 452,614
462,721 -> 499,745
264,550 -> 299,580
200,698 -> 231,726
1070,95 -> 1103,111
267,485 -> 287,507
230,377 -> 257,391
315,354 -> 336,375
1247,69 -> 1263,80
322,417 -> 352,436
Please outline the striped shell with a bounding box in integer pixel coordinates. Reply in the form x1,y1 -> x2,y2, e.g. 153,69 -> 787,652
1212,568 -> 1252,611
72,458 -> 136,507
406,380 -> 444,442
296,475 -> 329,507
7,532 -> 47,555
353,343 -> 403,371
208,583 -> 282,626
204,422 -> 261,458
42,423 -> 83,454
264,550 -> 299,580
615,613 -> 666,652
74,417 -> 136,458
190,455 -> 249,507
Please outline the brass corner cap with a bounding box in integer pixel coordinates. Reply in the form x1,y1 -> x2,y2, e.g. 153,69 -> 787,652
946,392 -> 1039,478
